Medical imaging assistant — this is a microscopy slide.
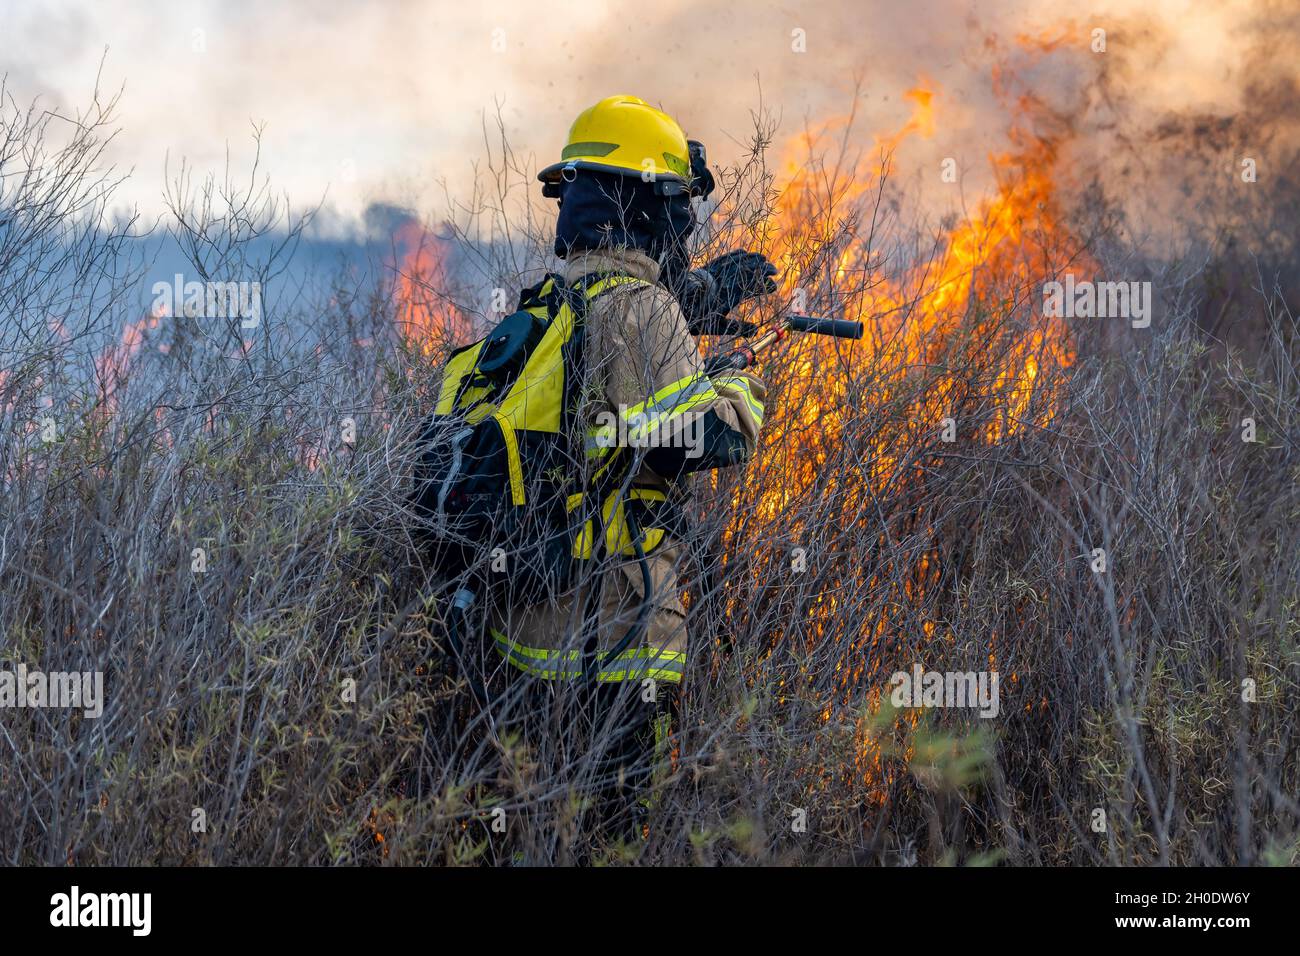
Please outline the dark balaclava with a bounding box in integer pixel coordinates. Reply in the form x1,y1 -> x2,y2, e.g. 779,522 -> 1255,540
554,169 -> 694,287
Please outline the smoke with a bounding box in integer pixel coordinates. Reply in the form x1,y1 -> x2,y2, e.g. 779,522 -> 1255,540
4,0 -> 1296,256
1041,1 -> 1300,257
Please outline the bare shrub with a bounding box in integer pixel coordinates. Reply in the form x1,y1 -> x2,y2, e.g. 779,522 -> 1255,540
1,87 -> 1295,867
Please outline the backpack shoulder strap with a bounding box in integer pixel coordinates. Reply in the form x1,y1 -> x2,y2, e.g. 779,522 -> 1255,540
578,271 -> 652,300
556,271 -> 651,319
548,271 -> 642,441
517,272 -> 563,312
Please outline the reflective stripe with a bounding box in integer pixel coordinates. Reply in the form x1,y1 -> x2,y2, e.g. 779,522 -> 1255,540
491,628 -> 685,683
587,275 -> 645,295
711,373 -> 765,427
585,429 -> 615,457
586,371 -> 720,458
630,372 -> 718,426
492,411 -> 526,506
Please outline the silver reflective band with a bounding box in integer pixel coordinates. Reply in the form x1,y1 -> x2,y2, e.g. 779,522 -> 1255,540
491,630 -> 686,682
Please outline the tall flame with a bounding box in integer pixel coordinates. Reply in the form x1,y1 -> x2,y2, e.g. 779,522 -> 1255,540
731,76 -> 1093,787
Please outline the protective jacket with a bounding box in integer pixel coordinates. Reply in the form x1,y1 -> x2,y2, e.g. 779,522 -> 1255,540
489,246 -> 765,684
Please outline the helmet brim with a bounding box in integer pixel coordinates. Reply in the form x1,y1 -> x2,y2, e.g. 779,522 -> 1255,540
537,159 -> 689,185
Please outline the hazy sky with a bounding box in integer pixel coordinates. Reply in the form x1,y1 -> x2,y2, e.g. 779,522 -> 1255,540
1,0 -> 1286,236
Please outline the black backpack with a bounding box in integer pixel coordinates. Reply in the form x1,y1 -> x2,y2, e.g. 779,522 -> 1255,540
411,271 -> 652,601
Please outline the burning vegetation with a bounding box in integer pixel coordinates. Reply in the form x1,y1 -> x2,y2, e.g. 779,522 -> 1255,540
2,21 -> 1298,866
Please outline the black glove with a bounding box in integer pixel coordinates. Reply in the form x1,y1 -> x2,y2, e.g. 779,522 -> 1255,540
679,250 -> 778,336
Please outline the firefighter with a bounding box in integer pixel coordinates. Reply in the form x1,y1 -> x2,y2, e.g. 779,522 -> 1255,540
482,95 -> 774,840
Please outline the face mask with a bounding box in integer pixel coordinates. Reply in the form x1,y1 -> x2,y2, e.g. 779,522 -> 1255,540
554,170 -> 695,267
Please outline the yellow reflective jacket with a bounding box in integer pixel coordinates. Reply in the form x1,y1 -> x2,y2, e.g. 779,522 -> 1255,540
490,247 -> 765,684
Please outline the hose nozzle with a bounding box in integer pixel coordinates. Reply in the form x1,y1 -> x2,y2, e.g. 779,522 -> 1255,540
787,315 -> 864,339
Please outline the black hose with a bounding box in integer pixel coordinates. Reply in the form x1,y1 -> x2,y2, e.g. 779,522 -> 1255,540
444,586 -> 490,706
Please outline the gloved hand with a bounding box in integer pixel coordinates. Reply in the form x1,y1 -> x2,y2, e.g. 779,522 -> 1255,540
704,250 -> 779,312
678,250 -> 778,336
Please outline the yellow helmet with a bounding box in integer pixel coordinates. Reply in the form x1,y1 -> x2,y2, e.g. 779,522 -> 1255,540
540,95 -> 693,190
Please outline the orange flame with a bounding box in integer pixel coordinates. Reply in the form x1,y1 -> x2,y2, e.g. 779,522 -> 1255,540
391,219 -> 470,353
734,75 -> 1094,787
756,78 -> 1087,508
